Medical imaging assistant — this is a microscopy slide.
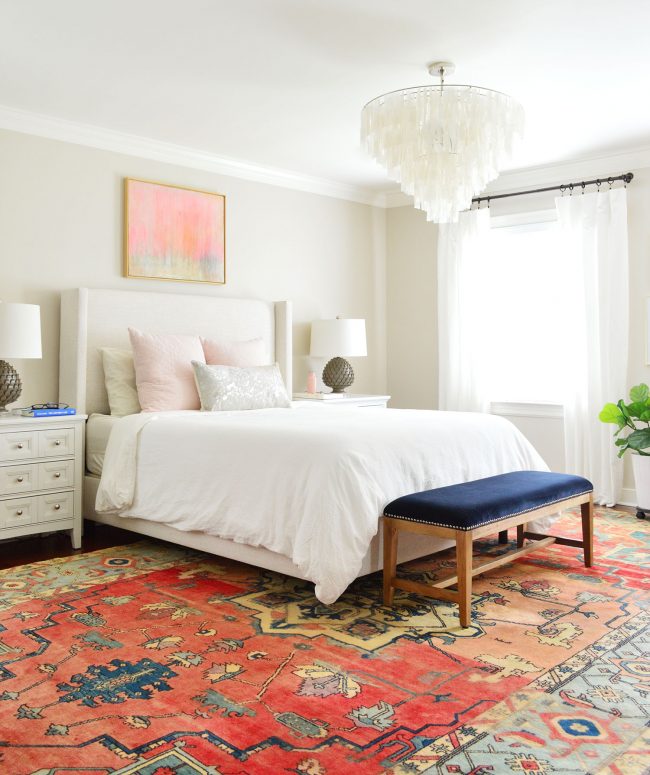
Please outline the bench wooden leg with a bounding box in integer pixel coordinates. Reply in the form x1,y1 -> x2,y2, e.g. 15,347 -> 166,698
498,529 -> 508,544
383,520 -> 398,605
581,497 -> 594,568
517,523 -> 525,548
456,530 -> 473,627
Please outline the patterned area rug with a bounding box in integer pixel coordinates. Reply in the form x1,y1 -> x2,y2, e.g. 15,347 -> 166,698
0,508 -> 647,774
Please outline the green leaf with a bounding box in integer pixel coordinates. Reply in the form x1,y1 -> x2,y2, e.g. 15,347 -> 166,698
615,437 -> 628,446
641,410 -> 650,422
627,401 -> 648,420
630,383 -> 650,403
599,403 -> 625,425
623,428 -> 650,453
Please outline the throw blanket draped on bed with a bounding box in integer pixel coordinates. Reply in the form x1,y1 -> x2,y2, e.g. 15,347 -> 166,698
96,405 -> 548,603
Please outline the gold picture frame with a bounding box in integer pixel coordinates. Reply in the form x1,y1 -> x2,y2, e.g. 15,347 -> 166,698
124,178 -> 226,284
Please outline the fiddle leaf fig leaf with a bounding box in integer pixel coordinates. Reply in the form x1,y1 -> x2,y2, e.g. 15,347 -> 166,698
600,384 -> 650,455
599,403 -> 625,426
627,401 -> 648,420
629,383 -> 649,403
623,428 -> 650,453
617,400 -> 631,421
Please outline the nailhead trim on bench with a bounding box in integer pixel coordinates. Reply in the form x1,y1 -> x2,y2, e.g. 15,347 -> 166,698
383,488 -> 593,531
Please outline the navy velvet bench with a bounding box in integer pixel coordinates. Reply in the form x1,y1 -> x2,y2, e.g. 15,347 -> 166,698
382,471 -> 594,627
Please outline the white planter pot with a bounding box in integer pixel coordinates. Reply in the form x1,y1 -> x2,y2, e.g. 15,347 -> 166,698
631,454 -> 650,509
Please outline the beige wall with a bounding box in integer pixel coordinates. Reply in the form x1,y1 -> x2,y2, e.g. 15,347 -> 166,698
0,128 -> 387,407
385,206 -> 438,408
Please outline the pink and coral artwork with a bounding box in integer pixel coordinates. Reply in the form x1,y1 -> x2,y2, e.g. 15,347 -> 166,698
125,178 -> 226,284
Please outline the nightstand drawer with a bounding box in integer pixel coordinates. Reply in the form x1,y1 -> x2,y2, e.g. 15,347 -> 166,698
0,431 -> 38,462
38,491 -> 73,522
38,428 -> 74,458
0,463 -> 38,495
38,459 -> 74,490
0,496 -> 37,529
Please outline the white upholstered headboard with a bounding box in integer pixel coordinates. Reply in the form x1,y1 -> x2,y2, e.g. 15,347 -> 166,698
59,288 -> 292,415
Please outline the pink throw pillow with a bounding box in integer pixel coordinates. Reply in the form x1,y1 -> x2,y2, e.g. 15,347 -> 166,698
129,328 -> 205,411
201,337 -> 267,367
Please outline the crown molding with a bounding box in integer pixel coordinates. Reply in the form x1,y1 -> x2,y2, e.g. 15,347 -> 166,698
485,146 -> 650,195
381,145 -> 650,208
3,102 -> 649,210
380,189 -> 412,209
0,103 -> 378,206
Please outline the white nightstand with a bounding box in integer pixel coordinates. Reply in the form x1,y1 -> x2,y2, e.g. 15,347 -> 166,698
0,414 -> 86,549
293,393 -> 391,408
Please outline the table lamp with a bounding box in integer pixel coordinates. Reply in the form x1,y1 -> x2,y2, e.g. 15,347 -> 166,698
310,318 -> 367,393
0,302 -> 42,412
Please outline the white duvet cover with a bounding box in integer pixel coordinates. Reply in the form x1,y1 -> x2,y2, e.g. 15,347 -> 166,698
96,405 -> 549,604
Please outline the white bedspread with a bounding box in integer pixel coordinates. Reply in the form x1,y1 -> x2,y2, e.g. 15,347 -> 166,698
96,405 -> 548,604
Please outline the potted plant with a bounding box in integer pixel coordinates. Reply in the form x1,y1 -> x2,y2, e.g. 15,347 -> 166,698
599,383 -> 650,517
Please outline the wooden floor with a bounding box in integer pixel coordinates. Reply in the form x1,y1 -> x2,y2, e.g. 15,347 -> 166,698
0,504 -> 641,571
0,523 -> 139,571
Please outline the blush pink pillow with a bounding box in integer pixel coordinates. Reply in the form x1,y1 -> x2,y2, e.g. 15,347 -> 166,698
129,328 -> 205,411
201,337 -> 267,367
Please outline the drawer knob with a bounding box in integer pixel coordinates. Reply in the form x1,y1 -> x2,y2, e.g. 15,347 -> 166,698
17,443 -> 24,450
54,503 -> 61,510
16,509 -> 23,516
55,440 -> 62,446
17,476 -> 24,483
54,472 -> 61,478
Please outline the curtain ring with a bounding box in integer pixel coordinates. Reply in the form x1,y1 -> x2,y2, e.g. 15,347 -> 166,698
596,180 -> 602,192
569,183 -> 574,195
487,197 -> 491,209
560,184 -> 566,196
581,181 -> 586,195
608,177 -> 613,189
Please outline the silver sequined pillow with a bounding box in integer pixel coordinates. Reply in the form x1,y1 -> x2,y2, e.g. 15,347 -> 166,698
192,361 -> 291,411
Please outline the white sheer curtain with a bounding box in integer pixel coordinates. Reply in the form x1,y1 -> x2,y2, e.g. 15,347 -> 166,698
555,188 -> 629,505
438,208 -> 491,412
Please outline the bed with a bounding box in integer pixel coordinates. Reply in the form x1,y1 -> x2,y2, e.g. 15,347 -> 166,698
59,287 -> 549,604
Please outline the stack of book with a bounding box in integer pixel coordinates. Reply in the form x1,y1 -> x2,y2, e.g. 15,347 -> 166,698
12,407 -> 77,417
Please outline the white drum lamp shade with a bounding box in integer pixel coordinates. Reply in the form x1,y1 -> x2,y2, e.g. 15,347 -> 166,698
0,303 -> 42,359
310,319 -> 367,393
310,319 -> 367,358
0,302 -> 42,411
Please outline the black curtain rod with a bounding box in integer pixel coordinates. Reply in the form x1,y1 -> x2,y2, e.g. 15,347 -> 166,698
472,172 -> 633,205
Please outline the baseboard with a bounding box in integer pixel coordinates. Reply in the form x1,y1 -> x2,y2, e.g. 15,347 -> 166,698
618,487 -> 636,507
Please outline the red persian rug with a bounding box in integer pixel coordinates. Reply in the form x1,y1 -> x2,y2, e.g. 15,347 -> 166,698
0,508 -> 647,774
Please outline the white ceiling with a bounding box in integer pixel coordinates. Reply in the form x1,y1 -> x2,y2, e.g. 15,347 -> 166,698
1,0 -> 649,194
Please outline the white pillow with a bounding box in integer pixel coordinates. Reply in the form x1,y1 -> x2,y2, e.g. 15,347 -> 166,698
192,361 -> 291,411
101,348 -> 141,416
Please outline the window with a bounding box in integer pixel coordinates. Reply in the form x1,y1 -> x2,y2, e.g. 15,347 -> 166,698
474,214 -> 571,404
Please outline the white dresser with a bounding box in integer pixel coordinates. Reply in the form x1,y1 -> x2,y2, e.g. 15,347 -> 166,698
0,414 -> 86,548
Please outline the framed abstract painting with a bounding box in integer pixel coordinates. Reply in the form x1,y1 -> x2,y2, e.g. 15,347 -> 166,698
124,178 -> 226,284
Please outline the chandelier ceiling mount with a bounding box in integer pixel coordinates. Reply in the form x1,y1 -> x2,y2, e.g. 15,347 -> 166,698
427,61 -> 455,82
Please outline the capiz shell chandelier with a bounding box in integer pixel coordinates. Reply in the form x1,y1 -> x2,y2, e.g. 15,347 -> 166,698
361,62 -> 524,223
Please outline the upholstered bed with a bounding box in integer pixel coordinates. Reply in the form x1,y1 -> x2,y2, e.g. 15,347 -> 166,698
59,287 -> 548,603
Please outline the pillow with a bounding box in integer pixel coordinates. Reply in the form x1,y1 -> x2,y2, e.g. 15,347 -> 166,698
129,328 -> 205,412
201,336 -> 267,367
101,347 -> 141,416
192,361 -> 291,411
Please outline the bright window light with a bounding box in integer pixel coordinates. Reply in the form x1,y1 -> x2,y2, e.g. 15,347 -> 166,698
476,217 -> 570,404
